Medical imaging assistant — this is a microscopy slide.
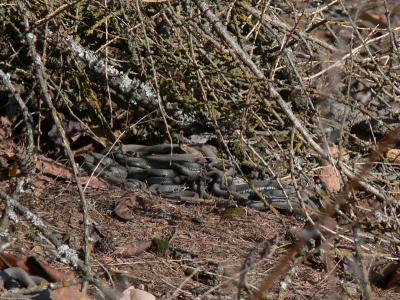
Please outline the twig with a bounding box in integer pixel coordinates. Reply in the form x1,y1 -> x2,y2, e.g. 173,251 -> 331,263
238,1 -> 338,52
0,70 -> 34,162
0,68 -> 36,244
193,0 -> 391,204
0,190 -> 120,300
66,36 -> 159,109
352,225 -> 372,300
237,240 -> 271,299
135,0 -> 173,149
20,3 -> 92,291
32,0 -> 85,29
305,26 -> 400,80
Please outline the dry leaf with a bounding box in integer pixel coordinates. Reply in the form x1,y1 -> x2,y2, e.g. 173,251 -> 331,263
179,144 -> 205,161
114,195 -> 143,221
80,176 -> 109,189
36,156 -> 74,180
116,241 -> 152,257
329,146 -> 349,161
386,149 -> 400,163
120,286 -> 156,300
360,11 -> 387,27
319,164 -> 343,193
36,155 -> 108,188
8,161 -> 20,177
51,287 -> 92,300
0,254 -> 90,299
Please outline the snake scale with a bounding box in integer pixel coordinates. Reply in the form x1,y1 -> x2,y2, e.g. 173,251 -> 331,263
84,144 -> 318,216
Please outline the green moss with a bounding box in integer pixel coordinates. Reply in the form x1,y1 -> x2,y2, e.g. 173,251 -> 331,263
150,238 -> 169,256
222,207 -> 246,219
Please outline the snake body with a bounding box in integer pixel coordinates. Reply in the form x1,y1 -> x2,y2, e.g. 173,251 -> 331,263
84,144 -> 317,216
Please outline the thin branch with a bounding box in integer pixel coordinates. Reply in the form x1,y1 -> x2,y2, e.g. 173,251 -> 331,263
20,2 -> 92,291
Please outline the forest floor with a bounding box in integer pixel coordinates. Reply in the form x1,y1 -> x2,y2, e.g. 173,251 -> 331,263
0,174 -> 397,299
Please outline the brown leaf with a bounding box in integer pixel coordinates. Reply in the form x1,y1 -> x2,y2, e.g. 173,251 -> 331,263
319,164 -> 343,193
73,143 -> 95,157
0,254 -> 90,299
120,286 -> 156,300
179,144 -> 205,161
25,256 -> 74,282
329,146 -> 349,161
32,175 -> 54,193
36,155 -> 108,189
116,240 -> 152,257
386,149 -> 400,163
50,285 -> 92,300
80,176 -> 109,189
36,156 -> 74,180
114,195 -> 143,221
0,253 -> 18,269
360,11 -> 387,27
8,161 -> 21,177
0,254 -> 74,282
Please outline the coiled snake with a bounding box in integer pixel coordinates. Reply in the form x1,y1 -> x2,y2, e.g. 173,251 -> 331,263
84,144 -> 318,216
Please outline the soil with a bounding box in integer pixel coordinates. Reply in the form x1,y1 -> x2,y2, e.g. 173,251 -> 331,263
1,176 -> 398,299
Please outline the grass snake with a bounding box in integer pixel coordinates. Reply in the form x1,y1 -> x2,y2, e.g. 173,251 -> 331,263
84,144 -> 318,216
